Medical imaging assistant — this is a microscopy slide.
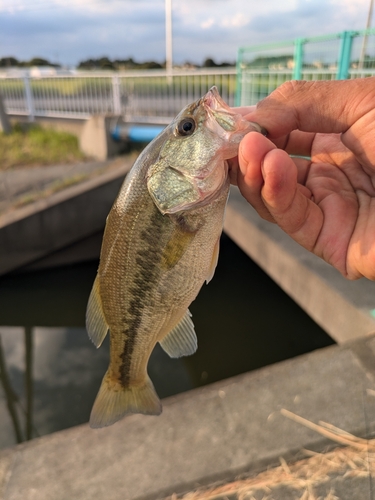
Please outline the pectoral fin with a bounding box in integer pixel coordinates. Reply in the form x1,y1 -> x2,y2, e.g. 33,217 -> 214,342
206,237 -> 220,284
161,225 -> 195,270
159,309 -> 197,358
86,276 -> 109,348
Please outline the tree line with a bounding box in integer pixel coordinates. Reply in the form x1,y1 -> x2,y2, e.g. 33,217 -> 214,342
0,56 -> 235,70
77,56 -> 235,70
0,57 -> 60,68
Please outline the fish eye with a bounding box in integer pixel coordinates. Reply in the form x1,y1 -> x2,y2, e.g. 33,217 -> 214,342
177,117 -> 196,136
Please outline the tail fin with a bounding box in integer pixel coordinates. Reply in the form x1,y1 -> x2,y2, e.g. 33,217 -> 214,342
89,371 -> 162,428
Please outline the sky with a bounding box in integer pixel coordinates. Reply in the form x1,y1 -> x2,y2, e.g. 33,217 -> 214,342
0,0 -> 373,67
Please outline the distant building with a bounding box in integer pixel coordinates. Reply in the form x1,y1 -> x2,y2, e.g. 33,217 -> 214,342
0,67 -> 74,78
29,66 -> 73,78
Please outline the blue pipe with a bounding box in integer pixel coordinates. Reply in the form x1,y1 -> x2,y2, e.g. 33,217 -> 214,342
112,125 -> 166,143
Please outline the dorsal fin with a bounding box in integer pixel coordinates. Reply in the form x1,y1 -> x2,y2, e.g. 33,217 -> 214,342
159,309 -> 197,358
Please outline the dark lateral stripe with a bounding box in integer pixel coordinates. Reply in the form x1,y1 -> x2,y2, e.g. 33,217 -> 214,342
119,205 -> 166,387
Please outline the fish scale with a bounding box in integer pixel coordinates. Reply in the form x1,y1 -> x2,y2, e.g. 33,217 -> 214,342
86,86 -> 265,428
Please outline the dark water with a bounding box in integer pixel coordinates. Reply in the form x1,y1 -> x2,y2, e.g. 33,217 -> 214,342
0,234 -> 334,449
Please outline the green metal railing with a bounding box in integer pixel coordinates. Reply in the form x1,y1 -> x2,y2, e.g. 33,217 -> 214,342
236,29 -> 375,106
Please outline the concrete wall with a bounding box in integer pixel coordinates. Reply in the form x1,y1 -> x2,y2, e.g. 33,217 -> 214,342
79,115 -> 126,160
224,186 -> 375,344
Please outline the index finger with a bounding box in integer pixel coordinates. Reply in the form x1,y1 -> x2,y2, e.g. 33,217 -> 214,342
247,78 -> 375,138
242,109 -> 316,158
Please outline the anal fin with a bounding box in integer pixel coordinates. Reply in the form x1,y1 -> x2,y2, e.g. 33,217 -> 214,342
86,275 -> 109,348
159,309 -> 197,358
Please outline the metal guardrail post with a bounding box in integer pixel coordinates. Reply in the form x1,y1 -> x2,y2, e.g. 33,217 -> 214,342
235,47 -> 244,106
23,76 -> 35,122
0,94 -> 11,133
293,38 -> 304,80
337,31 -> 354,80
112,75 -> 122,115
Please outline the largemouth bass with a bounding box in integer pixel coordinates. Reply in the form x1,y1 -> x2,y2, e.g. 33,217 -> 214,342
86,87 -> 264,428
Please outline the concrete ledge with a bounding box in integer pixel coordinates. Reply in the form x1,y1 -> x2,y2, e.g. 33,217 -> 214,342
225,187 -> 375,344
1,342 -> 375,500
0,160 -> 133,275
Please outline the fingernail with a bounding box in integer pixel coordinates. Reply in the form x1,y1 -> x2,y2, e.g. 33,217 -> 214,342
248,121 -> 268,136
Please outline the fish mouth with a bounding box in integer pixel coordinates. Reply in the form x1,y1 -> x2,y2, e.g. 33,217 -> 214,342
203,86 -> 268,137
202,86 -> 229,112
202,86 -> 239,135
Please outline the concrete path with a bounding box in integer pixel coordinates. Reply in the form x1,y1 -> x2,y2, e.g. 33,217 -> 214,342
1,340 -> 375,500
0,157 -> 134,215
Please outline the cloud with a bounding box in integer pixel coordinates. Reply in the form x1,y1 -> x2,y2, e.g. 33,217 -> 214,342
222,13 -> 250,28
331,0 -> 369,16
201,18 -> 215,29
0,2 -> 167,64
0,0 -> 373,66
1,0 -> 164,15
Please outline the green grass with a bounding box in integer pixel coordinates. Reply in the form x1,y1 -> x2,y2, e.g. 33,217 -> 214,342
0,78 -> 111,97
0,124 -> 85,170
0,73 -> 237,98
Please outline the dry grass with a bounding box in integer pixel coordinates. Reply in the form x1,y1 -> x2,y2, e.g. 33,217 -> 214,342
168,410 -> 375,500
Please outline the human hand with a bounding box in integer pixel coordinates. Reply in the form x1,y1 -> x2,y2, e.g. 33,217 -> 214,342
229,78 -> 375,280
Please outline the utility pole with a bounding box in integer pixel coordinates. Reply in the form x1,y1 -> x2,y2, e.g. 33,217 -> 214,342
165,0 -> 173,77
358,0 -> 374,69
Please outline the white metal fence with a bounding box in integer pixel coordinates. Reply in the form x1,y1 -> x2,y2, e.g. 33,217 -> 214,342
4,29 -> 375,123
0,68 -> 237,123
